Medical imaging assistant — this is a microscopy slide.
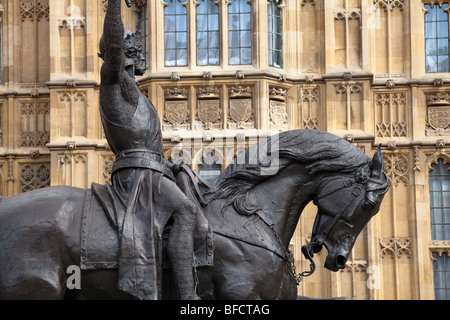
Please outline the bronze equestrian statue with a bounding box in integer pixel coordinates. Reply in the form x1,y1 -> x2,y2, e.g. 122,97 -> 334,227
0,0 -> 389,300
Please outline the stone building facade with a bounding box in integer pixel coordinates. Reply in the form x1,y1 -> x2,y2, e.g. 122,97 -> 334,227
0,0 -> 449,300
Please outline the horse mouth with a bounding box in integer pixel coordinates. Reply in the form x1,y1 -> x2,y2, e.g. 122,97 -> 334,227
325,253 -> 348,272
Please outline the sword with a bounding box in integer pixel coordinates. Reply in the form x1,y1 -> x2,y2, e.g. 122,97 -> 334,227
125,0 -> 131,7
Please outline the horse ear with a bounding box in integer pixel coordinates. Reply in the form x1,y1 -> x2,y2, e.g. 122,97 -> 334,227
371,144 -> 384,179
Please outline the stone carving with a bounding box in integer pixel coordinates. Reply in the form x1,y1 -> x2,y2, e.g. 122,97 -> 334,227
19,163 -> 50,193
373,0 -> 405,11
228,86 -> 254,130
300,87 -> 320,130
341,259 -> 368,273
335,84 -> 363,131
380,237 -> 412,259
269,87 -> 288,130
20,1 -> 49,22
270,101 -> 288,129
163,87 -> 190,131
20,101 -> 50,148
426,93 -> 450,136
383,153 -> 409,187
103,155 -> 115,185
197,87 -> 222,130
375,92 -> 407,138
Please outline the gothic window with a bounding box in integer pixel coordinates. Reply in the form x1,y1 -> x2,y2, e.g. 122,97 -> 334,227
198,152 -> 222,180
164,0 -> 188,67
196,0 -> 220,66
0,23 -> 2,84
432,252 -> 450,300
425,3 -> 450,73
268,0 -> 282,68
429,159 -> 450,240
136,2 -> 148,69
228,0 -> 252,65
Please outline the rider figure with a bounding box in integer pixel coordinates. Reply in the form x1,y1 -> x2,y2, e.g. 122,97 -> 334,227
99,0 -> 199,300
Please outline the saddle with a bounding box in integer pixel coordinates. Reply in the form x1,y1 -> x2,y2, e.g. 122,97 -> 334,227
80,166 -> 214,272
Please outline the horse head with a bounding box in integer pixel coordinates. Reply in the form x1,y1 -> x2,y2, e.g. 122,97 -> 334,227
302,145 -> 389,272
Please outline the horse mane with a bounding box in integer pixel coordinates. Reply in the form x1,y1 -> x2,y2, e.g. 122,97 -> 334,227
204,130 -> 371,208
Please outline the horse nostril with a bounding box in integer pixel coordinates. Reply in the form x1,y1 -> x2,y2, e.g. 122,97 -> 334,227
336,255 -> 347,269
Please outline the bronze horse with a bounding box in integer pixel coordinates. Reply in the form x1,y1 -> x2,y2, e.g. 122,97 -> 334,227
0,130 -> 389,300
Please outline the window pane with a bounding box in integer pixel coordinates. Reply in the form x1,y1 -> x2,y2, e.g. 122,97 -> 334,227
176,49 -> 188,66
438,55 -> 450,72
241,0 -> 251,13
241,48 -> 252,64
208,16 -> 219,31
209,49 -> 220,65
229,14 -> 240,30
438,21 -> 449,38
197,49 -> 208,65
175,0 -> 186,13
197,32 -> 208,48
177,32 -> 188,49
435,270 -> 446,287
165,32 -> 176,49
432,208 -> 443,224
165,1 -> 176,15
197,15 -> 208,31
229,0 -> 238,13
165,50 -> 176,66
445,209 -> 450,224
443,191 -> 450,207
165,15 -> 175,32
426,22 -> 437,38
197,1 -> 207,14
425,5 -> 435,22
426,39 -> 437,55
229,31 -> 240,47
208,0 -> 219,14
209,31 -> 220,48
241,13 -> 251,30
177,15 -> 187,32
435,225 -> 444,240
438,5 -> 449,21
229,48 -> 240,65
427,56 -> 438,72
438,39 -> 449,55
241,30 -> 252,47
431,176 -> 442,191
443,179 -> 450,191
445,224 -> 450,240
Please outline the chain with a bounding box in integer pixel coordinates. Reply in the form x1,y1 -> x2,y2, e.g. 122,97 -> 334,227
267,223 -> 316,286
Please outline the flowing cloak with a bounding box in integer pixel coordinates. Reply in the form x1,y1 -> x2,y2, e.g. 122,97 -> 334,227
100,94 -> 181,300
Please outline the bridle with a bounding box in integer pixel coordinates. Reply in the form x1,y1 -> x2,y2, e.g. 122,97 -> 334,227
298,165 -> 372,282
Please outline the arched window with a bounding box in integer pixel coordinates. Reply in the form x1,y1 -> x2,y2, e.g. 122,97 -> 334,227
430,159 -> 450,240
196,0 -> 220,66
425,3 -> 450,73
164,0 -> 188,67
430,158 -> 450,300
136,3 -> 148,69
432,252 -> 450,300
228,0 -> 252,65
268,0 -> 282,68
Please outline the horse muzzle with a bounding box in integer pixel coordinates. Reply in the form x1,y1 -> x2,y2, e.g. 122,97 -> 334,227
324,249 -> 348,272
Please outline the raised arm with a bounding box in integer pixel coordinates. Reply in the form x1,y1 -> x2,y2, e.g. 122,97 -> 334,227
101,0 -> 125,84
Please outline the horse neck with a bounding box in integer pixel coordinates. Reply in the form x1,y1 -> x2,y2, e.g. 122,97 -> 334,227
246,163 -> 317,247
